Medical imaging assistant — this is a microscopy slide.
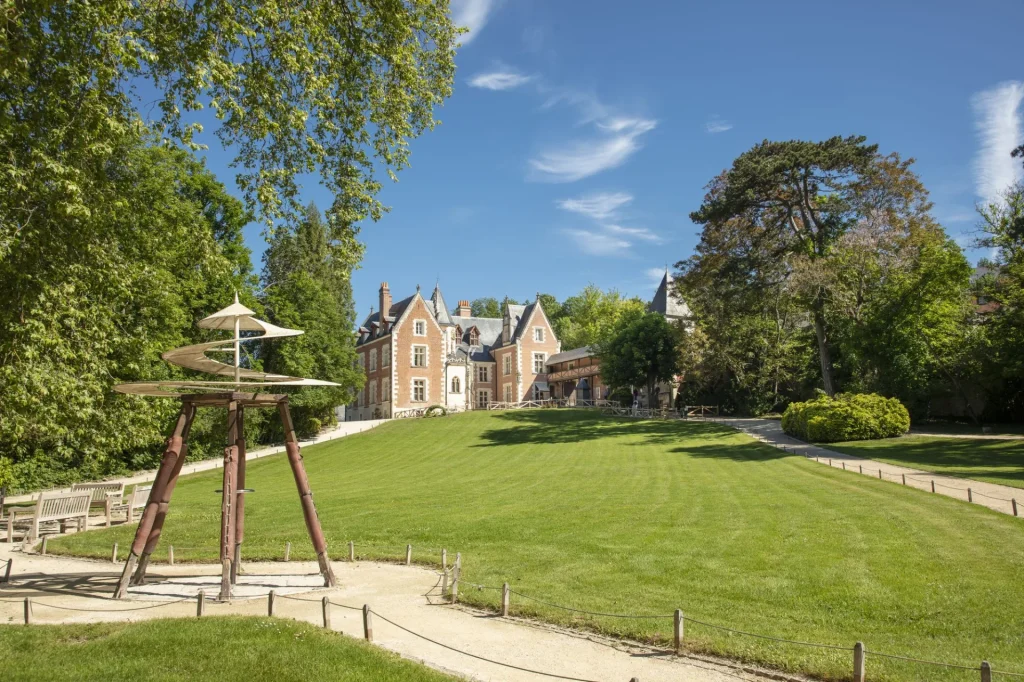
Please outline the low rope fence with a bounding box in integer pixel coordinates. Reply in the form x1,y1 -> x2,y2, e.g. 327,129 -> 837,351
3,542 -> 1024,681
744,434 -> 1021,518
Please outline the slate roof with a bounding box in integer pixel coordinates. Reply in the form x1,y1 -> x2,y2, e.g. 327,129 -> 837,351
648,271 -> 690,319
431,285 -> 455,326
546,346 -> 596,365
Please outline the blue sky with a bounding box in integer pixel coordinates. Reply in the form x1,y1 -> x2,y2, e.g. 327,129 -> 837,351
201,0 -> 1024,316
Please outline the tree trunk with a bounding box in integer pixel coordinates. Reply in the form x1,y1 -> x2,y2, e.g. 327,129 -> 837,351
812,298 -> 836,396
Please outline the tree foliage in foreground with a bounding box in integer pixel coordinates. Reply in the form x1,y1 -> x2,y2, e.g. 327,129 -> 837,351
0,0 -> 457,250
555,285 -> 647,351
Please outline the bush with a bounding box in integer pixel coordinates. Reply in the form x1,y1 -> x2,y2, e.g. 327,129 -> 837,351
424,405 -> 447,418
781,393 -> 910,443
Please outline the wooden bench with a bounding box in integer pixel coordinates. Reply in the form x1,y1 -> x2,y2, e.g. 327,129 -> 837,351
71,482 -> 126,519
106,485 -> 151,527
6,491 -> 91,543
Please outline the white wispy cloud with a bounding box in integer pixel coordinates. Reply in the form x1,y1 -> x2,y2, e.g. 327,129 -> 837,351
646,267 -> 668,286
529,117 -> 657,183
469,70 -> 533,91
451,0 -> 497,45
563,229 -> 632,257
556,192 -> 633,221
604,224 -> 662,243
705,116 -> 733,134
972,81 -> 1024,206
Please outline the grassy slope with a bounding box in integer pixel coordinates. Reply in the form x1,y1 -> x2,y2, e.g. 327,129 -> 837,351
50,411 -> 1024,681
829,436 -> 1024,489
0,617 -> 456,682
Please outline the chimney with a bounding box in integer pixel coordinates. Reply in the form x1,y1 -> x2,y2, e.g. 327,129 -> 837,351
456,300 -> 472,318
379,282 -> 391,319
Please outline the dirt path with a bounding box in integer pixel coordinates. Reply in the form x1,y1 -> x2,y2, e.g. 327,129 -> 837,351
0,543 -> 792,682
719,418 -> 1022,517
4,419 -> 389,506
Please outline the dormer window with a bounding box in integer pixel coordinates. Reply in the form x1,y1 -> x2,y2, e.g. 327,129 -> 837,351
469,327 -> 479,346
414,319 -> 426,336
534,327 -> 544,342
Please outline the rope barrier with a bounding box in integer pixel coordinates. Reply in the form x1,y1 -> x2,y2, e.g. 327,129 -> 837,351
864,648 -> 982,671
368,607 -> 604,682
326,599 -> 362,612
683,615 -> 852,651
31,598 -> 192,613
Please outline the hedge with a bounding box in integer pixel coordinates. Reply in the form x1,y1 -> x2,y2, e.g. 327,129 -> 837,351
781,393 -> 910,443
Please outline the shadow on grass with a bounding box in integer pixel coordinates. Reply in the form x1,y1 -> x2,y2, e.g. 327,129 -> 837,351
836,438 -> 1024,487
473,410 -> 785,462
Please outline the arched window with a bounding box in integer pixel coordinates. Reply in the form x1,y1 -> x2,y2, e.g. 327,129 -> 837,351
451,376 -> 461,393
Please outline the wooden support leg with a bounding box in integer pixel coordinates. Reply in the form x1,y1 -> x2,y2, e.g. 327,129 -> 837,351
218,401 -> 239,601
231,407 -> 246,585
278,399 -> 335,587
132,404 -> 196,586
114,403 -> 191,599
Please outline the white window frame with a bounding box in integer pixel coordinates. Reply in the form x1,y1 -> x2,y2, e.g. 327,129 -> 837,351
451,376 -> 461,393
412,344 -> 428,368
358,354 -> 365,371
369,380 -> 377,404
534,327 -> 544,343
503,354 -> 512,376
533,352 -> 546,375
413,319 -> 427,336
369,349 -> 377,371
382,344 -> 390,367
503,384 -> 513,403
382,380 -> 391,402
533,383 -> 543,400
411,378 -> 427,403
477,389 -> 491,408
477,365 -> 489,382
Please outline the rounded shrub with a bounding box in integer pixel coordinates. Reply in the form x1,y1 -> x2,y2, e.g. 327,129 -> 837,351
781,393 -> 909,443
423,404 -> 447,418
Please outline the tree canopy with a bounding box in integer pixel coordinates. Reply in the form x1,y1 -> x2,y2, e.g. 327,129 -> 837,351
599,313 -> 679,407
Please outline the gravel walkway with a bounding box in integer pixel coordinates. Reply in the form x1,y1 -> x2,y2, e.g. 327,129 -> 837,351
718,418 -> 1023,517
0,543 -> 791,682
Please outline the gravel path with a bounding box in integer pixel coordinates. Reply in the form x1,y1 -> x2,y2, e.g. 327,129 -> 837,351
0,542 -> 792,682
718,418 -> 1023,517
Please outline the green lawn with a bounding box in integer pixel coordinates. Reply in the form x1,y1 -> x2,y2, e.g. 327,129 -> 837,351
829,436 -> 1024,489
911,422 -> 1024,437
49,410 -> 1024,681
0,617 -> 456,681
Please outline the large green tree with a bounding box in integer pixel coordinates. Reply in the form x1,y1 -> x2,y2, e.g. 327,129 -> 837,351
599,313 -> 679,408
0,143 -> 255,491
260,204 -> 365,436
691,136 -> 939,396
556,285 -> 646,351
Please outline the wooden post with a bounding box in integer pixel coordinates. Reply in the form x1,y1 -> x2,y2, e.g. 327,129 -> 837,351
406,544 -> 412,566
2,558 -> 12,584
501,583 -> 510,616
168,546 -> 174,565
968,488 -> 973,503
279,399 -> 335,587
284,542 -> 291,562
853,641 -> 865,682
232,405 -> 247,585
348,540 -> 355,562
441,548 -> 447,570
268,590 -> 275,616
321,596 -> 331,629
829,459 -> 832,467
931,480 -> 936,493
362,604 -> 373,641
1013,499 -> 1018,516
878,469 -> 883,480
981,660 -> 992,682
441,570 -> 448,598
859,465 -> 863,474
902,474 -> 906,485
673,609 -> 683,653
196,590 -> 205,617
112,542 -> 118,563
220,559 -> 232,601
451,553 -> 461,603
842,462 -> 846,470
41,537 -> 48,555
23,598 -> 31,625
114,402 -> 192,598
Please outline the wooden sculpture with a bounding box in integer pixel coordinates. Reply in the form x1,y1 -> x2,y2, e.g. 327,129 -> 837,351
111,295 -> 338,599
